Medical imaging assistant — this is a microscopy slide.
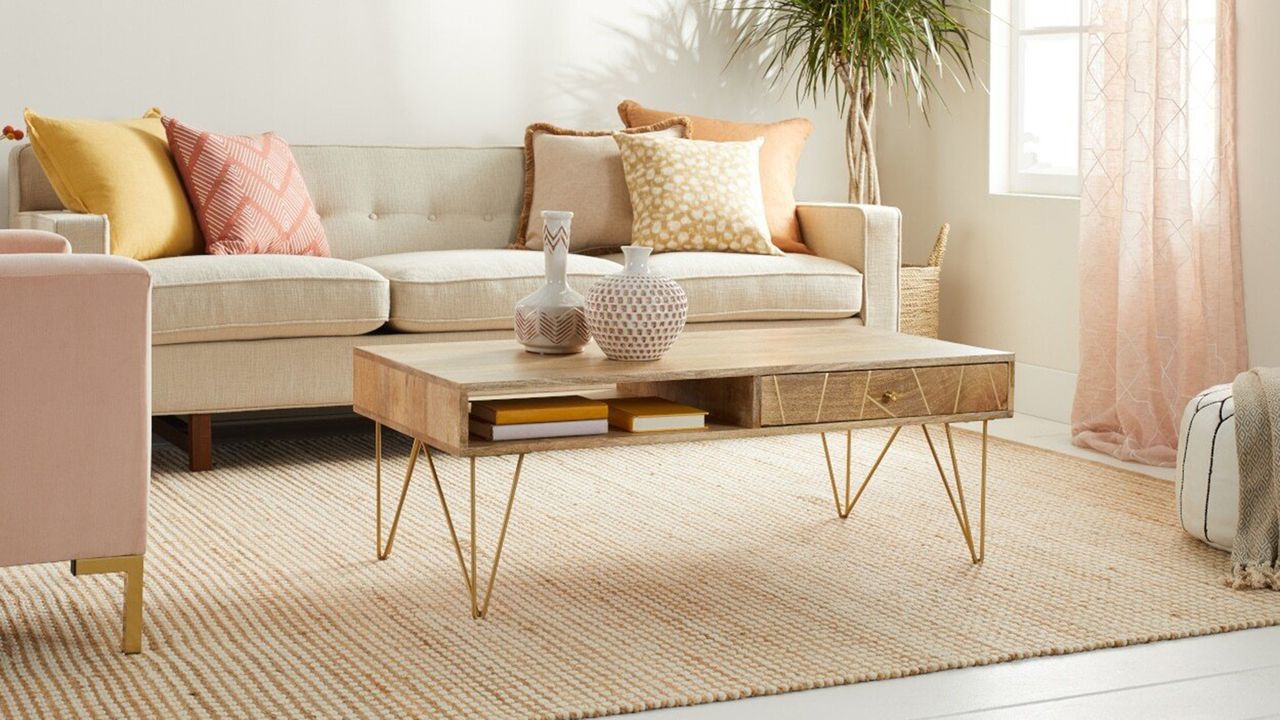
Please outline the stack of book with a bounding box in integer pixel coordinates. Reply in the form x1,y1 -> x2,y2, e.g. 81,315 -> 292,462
605,397 -> 708,432
469,396 -> 609,441
469,395 -> 711,441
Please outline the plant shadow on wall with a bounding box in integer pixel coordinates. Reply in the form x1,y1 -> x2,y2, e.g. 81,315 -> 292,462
555,0 -> 978,210
554,1 -> 777,128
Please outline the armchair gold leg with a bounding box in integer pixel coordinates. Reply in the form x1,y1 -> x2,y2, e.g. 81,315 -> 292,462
71,554 -> 144,654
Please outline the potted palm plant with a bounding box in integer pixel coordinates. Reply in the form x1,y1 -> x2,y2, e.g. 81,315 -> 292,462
730,0 -> 980,204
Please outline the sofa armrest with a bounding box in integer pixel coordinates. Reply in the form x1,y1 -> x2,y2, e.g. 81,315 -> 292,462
0,229 -> 71,254
13,210 -> 110,255
797,202 -> 901,332
0,253 -> 151,567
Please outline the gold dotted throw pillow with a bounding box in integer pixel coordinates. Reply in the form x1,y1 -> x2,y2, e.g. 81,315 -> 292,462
614,132 -> 781,256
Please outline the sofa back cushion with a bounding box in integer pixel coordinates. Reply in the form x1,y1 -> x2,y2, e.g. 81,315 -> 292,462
290,145 -> 524,260
11,142 -> 531,260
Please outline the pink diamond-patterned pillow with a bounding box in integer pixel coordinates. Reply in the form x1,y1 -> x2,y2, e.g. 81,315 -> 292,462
162,117 -> 330,256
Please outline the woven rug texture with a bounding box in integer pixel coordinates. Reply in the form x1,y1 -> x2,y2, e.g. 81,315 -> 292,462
2,428 -> 1276,719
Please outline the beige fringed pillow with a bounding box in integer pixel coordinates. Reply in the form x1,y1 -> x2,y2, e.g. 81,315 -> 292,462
614,132 -> 780,256
516,117 -> 690,252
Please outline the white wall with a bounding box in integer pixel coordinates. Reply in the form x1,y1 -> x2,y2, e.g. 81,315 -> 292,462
1235,0 -> 1280,372
877,0 -> 1279,420
0,0 -> 849,225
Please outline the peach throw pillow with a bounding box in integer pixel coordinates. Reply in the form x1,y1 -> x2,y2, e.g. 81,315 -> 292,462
617,99 -> 812,254
517,117 -> 690,253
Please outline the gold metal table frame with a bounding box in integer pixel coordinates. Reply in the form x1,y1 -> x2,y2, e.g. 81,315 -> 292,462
372,419 -> 990,619
355,326 -> 1012,620
374,424 -> 525,619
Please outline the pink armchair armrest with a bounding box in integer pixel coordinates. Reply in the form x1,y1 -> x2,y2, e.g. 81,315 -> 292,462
0,250 -> 152,568
0,229 -> 72,254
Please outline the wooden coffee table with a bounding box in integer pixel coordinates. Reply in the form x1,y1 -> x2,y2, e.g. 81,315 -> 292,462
353,325 -> 1014,618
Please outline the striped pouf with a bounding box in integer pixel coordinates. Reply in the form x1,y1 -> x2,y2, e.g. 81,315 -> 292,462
1176,384 -> 1239,550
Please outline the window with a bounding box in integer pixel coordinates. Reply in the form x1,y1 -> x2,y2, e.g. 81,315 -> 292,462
990,0 -> 1087,196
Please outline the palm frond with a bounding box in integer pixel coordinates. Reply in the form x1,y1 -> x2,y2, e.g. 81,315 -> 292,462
727,0 -> 983,120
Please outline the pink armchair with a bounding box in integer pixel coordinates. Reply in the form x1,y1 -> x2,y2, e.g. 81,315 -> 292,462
0,230 -> 151,653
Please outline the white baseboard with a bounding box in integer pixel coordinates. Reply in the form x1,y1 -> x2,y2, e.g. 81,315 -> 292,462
1013,362 -> 1077,424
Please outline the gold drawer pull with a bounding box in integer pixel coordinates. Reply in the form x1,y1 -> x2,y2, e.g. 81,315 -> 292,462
882,390 -> 899,403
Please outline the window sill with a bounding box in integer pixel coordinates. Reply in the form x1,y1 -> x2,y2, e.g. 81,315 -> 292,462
988,190 -> 1081,201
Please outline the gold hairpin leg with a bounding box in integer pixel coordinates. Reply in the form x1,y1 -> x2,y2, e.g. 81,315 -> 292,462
820,421 -> 990,563
920,421 -> 989,564
372,424 -> 526,618
821,426 -> 901,518
375,423 -> 420,561
426,454 -> 526,619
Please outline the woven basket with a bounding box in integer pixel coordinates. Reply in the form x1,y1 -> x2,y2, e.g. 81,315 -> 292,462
898,224 -> 949,338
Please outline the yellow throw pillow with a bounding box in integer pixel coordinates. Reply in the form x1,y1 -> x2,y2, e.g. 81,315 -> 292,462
614,132 -> 780,256
24,107 -> 201,260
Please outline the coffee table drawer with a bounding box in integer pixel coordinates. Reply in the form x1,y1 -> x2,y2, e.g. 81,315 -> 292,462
760,363 -> 1011,426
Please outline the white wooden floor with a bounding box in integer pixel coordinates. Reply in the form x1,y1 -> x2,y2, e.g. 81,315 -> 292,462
642,415 -> 1280,720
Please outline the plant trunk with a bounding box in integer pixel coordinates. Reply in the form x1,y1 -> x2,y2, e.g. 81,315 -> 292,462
841,67 -> 880,205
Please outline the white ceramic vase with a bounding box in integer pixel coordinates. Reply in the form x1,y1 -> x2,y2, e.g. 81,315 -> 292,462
514,211 -> 590,354
585,245 -> 688,361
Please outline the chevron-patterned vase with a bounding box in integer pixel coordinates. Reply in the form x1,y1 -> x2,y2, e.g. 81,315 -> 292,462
514,211 -> 590,354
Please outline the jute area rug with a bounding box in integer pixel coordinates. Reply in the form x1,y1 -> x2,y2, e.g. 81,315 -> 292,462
2,428 -> 1277,719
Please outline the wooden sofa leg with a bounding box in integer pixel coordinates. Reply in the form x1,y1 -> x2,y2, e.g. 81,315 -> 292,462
153,414 -> 213,471
188,414 -> 212,471
71,554 -> 144,654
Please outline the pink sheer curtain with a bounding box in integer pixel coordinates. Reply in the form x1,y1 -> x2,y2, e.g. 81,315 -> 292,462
1072,0 -> 1247,466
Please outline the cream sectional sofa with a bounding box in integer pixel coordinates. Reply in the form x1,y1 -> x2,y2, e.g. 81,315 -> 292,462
8,143 -> 901,467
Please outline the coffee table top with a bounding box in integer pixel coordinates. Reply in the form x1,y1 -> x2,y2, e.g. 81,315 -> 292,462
355,325 -> 1013,395
354,325 -> 1014,457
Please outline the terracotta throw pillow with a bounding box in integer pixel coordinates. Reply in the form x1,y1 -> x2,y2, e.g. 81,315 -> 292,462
617,99 -> 812,254
614,133 -> 780,256
23,107 -> 202,260
162,117 -> 329,256
517,117 -> 690,253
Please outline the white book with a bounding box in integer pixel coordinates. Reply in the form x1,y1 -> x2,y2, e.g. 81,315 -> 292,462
469,417 -> 609,441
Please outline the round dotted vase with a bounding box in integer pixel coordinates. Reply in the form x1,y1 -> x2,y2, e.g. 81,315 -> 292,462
585,245 -> 688,361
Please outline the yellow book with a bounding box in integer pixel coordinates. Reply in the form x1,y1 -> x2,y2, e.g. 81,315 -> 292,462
606,397 -> 708,433
470,395 -> 608,425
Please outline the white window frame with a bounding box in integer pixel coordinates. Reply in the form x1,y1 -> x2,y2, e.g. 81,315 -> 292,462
989,0 -> 1088,197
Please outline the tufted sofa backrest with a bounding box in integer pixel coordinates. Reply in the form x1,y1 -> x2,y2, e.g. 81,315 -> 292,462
291,145 -> 524,259
8,143 -> 527,259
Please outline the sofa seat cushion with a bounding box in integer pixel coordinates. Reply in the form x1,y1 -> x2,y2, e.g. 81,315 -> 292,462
600,251 -> 861,322
146,255 -> 390,345
356,249 -> 621,332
